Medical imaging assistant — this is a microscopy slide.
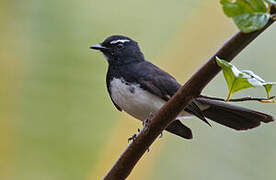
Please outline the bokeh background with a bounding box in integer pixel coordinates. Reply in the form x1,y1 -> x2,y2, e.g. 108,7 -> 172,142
1,0 -> 276,179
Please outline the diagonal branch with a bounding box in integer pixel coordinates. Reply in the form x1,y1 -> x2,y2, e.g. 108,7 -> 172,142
104,8 -> 276,180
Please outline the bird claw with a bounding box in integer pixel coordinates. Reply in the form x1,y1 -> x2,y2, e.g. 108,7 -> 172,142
143,112 -> 154,129
128,134 -> 137,143
127,128 -> 150,152
128,128 -> 140,143
128,113 -> 155,151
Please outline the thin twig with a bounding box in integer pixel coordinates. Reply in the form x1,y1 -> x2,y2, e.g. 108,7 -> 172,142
199,95 -> 275,102
103,9 -> 276,180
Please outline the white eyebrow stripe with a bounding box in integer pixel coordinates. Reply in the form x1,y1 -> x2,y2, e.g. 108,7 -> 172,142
110,39 -> 130,44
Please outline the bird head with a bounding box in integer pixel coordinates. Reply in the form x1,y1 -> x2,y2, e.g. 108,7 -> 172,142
90,35 -> 144,65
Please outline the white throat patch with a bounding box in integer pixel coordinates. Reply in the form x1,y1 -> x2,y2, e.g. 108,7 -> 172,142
110,39 -> 130,44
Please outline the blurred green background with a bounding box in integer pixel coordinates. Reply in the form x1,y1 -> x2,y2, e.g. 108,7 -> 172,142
0,0 -> 275,179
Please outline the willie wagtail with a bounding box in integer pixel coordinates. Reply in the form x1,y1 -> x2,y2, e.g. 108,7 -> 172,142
90,35 -> 274,139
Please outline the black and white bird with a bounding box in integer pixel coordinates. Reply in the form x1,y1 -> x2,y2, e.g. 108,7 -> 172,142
90,35 -> 273,139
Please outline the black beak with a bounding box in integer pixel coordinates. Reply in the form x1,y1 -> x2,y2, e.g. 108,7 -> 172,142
90,44 -> 107,50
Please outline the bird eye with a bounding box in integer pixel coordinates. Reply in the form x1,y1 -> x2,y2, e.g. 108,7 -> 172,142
117,43 -> 124,49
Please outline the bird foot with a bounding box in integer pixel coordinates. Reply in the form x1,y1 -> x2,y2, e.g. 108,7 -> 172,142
128,128 -> 140,143
142,112 -> 163,138
142,112 -> 154,130
128,113 -> 155,151
127,128 -> 150,152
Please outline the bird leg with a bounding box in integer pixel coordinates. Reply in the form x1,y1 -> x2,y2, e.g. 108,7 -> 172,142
128,129 -> 150,153
142,112 -> 154,129
128,112 -> 161,152
144,112 -> 164,139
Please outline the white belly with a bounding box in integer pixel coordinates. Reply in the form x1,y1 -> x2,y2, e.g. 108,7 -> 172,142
110,78 -> 190,121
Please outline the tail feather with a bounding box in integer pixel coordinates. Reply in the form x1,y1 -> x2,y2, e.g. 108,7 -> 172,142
196,97 -> 274,130
165,120 -> 193,139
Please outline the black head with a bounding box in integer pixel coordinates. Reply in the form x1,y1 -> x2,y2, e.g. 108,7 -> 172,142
90,35 -> 145,65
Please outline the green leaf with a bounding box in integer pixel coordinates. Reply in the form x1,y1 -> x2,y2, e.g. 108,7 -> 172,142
216,57 -> 276,100
220,0 -> 270,33
233,13 -> 270,33
265,0 -> 276,5
241,71 -> 276,98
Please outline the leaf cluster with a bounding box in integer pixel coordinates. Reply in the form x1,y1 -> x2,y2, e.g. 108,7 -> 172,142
216,57 -> 276,101
221,0 -> 275,32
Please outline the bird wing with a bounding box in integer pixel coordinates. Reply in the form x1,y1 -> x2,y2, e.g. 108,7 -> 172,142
129,61 -> 208,123
132,61 -> 180,101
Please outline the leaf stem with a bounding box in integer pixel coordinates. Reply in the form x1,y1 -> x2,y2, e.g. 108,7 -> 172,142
226,78 -> 236,101
225,92 -> 232,101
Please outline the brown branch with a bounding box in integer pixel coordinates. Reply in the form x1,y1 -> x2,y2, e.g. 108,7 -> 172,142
199,95 -> 276,102
104,10 -> 276,180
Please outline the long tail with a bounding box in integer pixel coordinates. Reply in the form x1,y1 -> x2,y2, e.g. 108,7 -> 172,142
195,97 -> 274,130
